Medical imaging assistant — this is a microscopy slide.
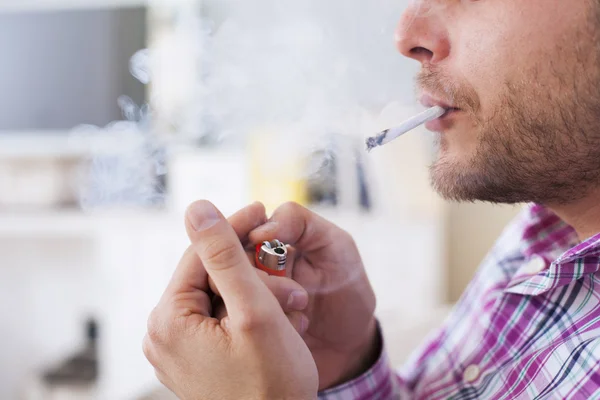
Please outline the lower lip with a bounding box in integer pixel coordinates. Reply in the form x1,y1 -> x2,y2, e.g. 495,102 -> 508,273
425,108 -> 461,132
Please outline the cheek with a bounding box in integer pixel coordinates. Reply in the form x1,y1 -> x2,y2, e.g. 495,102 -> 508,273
453,22 -> 511,117
451,0 -> 584,116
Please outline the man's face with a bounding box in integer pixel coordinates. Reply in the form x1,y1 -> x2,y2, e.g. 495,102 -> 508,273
396,0 -> 600,205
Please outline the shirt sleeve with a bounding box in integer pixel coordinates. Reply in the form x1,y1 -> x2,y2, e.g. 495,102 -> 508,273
317,347 -> 408,400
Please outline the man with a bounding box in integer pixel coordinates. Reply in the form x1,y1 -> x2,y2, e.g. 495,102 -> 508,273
142,0 -> 600,398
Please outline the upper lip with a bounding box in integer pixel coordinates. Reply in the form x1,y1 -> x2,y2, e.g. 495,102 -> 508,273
420,94 -> 459,110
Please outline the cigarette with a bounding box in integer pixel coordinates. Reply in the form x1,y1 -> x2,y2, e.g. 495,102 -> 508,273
365,106 -> 446,151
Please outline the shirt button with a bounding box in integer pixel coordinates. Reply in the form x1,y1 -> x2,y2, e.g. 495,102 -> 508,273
463,364 -> 480,383
524,255 -> 546,274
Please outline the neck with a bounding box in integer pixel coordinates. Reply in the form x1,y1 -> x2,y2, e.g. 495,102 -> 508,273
548,188 -> 600,241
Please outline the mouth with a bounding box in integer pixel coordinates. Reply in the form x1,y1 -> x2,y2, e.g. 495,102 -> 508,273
420,94 -> 462,131
420,94 -> 460,112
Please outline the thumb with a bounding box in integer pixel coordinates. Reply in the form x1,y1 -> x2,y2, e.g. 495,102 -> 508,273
185,200 -> 280,325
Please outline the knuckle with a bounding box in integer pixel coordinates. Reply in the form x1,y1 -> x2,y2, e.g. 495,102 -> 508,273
155,370 -> 169,387
248,201 -> 267,220
236,309 -> 272,333
146,309 -> 169,345
339,228 -> 357,246
278,201 -> 302,215
142,335 -> 156,364
203,240 -> 241,269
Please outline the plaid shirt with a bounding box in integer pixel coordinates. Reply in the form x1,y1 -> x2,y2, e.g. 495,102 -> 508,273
319,204 -> 600,399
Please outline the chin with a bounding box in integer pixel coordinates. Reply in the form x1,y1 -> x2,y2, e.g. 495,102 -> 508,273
433,148 -> 463,170
429,154 -> 481,202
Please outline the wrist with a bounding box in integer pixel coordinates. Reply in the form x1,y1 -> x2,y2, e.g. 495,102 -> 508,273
318,319 -> 381,391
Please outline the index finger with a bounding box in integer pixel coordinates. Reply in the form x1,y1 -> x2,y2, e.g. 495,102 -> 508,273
228,201 -> 267,245
158,245 -> 213,319
249,202 -> 352,254
164,245 -> 210,296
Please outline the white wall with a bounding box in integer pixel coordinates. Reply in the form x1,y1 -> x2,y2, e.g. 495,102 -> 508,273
447,203 -> 522,301
0,236 -> 96,399
0,214 -> 188,400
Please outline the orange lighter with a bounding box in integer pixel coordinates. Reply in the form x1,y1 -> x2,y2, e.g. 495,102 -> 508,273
255,240 -> 287,277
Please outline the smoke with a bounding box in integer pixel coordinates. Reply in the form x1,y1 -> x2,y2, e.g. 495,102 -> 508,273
75,0 -> 419,210
71,114 -> 166,211
71,46 -> 165,211
129,49 -> 151,85
200,0 -> 412,141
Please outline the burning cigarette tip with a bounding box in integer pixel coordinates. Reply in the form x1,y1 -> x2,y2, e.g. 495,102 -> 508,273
365,106 -> 446,152
366,130 -> 389,152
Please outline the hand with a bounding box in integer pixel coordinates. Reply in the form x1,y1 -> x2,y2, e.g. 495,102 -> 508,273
250,203 -> 379,391
143,201 -> 318,400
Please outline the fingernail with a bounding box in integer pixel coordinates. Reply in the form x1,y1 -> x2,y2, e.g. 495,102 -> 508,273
300,315 -> 310,334
287,290 -> 309,311
187,201 -> 220,231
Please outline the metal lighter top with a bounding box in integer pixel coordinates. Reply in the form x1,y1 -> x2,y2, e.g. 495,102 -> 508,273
255,239 -> 287,277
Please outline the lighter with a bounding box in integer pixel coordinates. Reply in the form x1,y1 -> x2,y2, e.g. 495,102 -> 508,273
255,240 -> 287,277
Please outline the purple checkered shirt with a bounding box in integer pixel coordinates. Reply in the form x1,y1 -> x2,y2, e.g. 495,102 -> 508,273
319,204 -> 600,399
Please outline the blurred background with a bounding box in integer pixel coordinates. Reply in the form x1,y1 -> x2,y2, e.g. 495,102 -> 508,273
0,0 -> 521,398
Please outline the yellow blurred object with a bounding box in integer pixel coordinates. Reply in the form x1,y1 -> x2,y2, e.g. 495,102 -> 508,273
248,129 -> 309,215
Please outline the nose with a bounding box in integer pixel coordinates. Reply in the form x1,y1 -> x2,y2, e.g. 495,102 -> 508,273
395,1 -> 450,65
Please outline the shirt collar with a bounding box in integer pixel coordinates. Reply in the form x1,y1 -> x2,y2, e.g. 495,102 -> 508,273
505,204 -> 600,296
